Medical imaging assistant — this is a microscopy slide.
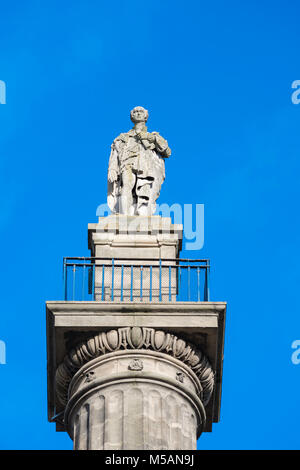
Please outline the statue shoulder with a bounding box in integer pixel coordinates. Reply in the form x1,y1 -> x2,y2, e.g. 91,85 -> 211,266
151,131 -> 166,142
113,131 -> 130,144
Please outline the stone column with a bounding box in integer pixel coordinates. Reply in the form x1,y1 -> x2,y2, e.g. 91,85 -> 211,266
56,327 -> 214,450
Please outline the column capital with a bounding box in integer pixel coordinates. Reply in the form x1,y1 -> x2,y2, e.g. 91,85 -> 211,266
56,327 -> 214,410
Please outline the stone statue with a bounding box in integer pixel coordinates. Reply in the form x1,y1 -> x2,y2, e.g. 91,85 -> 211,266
107,106 -> 171,216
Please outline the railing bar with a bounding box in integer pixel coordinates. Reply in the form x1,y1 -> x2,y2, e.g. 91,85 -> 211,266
101,264 -> 105,301
130,265 -> 133,302
64,262 -> 209,270
92,264 -> 95,300
72,264 -> 76,301
150,265 -> 152,302
121,265 -> 124,302
197,267 -> 200,302
64,257 -> 210,263
82,264 -> 86,301
63,259 -> 67,301
169,266 -> 171,302
111,259 -> 114,301
159,260 -> 162,302
140,266 -> 143,301
188,266 -> 191,301
207,266 -> 210,301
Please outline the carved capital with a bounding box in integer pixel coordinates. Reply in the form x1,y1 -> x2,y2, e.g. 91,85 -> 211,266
56,327 -> 214,408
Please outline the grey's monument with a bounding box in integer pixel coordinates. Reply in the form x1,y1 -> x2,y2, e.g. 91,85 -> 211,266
46,107 -> 226,450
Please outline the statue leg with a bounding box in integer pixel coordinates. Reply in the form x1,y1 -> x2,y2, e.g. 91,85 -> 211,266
149,178 -> 164,214
120,166 -> 136,215
136,177 -> 153,216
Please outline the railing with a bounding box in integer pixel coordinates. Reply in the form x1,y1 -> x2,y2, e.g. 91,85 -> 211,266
63,257 -> 210,302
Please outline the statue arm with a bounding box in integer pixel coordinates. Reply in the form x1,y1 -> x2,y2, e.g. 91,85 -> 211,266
108,142 -> 119,183
152,132 -> 171,158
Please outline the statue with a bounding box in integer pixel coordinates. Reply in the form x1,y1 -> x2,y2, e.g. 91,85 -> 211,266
107,106 -> 171,216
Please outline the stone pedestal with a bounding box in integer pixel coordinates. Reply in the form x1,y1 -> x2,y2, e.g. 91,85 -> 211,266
88,215 -> 183,302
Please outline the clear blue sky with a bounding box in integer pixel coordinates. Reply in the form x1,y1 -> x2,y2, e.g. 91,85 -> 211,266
0,0 -> 299,450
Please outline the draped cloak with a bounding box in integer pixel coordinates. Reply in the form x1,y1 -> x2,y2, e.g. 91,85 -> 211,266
107,126 -> 171,214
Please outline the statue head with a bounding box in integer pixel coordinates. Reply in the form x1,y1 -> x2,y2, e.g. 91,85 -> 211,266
130,106 -> 149,124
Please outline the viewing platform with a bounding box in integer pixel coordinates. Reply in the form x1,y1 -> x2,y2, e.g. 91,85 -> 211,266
63,257 -> 211,302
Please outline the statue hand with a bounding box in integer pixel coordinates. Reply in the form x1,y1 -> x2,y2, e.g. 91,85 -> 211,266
108,169 -> 118,183
137,131 -> 148,141
147,133 -> 156,143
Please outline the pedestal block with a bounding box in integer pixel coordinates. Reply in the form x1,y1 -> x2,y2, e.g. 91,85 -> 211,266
88,215 -> 183,302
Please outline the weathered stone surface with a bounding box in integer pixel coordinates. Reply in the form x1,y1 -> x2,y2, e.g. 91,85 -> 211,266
46,108 -> 227,450
46,301 -> 226,436
55,327 -> 214,409
88,215 -> 183,302
107,107 -> 171,216
64,350 -> 206,450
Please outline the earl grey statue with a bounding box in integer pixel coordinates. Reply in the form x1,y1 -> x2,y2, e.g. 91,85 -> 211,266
107,106 -> 171,216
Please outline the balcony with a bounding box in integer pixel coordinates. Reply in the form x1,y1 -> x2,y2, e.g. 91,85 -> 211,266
63,257 -> 210,302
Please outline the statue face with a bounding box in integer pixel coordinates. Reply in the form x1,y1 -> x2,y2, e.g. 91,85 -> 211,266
130,107 -> 148,123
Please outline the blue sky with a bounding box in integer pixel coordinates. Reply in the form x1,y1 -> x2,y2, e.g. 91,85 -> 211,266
0,0 -> 300,450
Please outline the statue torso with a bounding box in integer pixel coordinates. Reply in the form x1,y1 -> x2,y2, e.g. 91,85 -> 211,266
114,127 -> 165,178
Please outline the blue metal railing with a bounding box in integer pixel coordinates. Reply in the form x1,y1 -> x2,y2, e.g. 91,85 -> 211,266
63,257 -> 210,302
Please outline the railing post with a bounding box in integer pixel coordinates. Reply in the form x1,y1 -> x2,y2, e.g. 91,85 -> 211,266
207,264 -> 210,301
140,266 -> 143,301
130,265 -> 133,302
82,264 -> 86,301
111,258 -> 114,301
63,258 -> 67,301
149,265 -> 152,302
159,259 -> 162,302
121,265 -> 124,302
72,264 -> 76,301
101,264 -> 105,301
169,266 -> 171,302
92,264 -> 95,300
204,263 -> 210,301
197,266 -> 200,302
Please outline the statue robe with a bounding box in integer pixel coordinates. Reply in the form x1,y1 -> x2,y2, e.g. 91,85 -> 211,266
107,126 -> 171,215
